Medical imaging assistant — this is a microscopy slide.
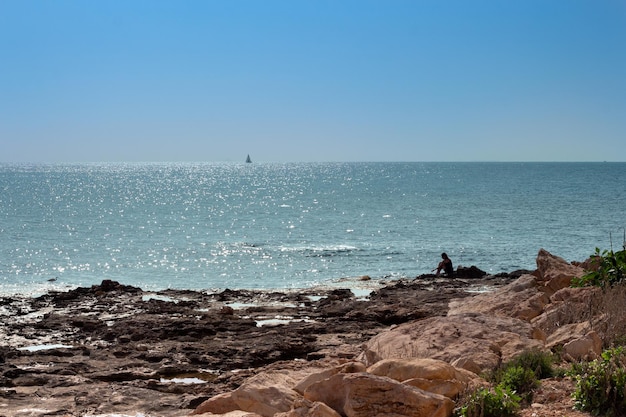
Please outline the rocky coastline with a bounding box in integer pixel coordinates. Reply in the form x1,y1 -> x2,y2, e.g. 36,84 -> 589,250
1,265 -> 521,416
0,249 -> 604,416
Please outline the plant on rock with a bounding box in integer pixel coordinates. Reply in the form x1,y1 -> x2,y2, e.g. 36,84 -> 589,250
570,346 -> 626,416
455,349 -> 555,416
572,233 -> 626,288
489,349 -> 554,404
456,385 -> 521,417
506,349 -> 555,380
496,365 -> 538,404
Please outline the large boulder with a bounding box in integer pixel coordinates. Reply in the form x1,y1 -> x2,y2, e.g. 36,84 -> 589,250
541,284 -> 626,346
447,249 -> 586,322
192,370 -> 301,416
448,274 -> 549,321
303,372 -> 454,417
367,358 -> 479,399
359,313 -> 543,374
191,392 -> 239,415
562,331 -> 603,361
544,321 -> 602,361
535,248 -> 585,292
531,286 -> 600,335
294,362 -> 366,395
455,265 -> 486,278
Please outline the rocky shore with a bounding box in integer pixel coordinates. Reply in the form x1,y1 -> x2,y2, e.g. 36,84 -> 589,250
0,249 -> 606,416
0,265 -> 521,416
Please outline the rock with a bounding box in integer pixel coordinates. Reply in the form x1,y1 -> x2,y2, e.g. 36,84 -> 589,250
562,331 -> 602,361
545,322 -> 592,349
368,358 -> 460,382
193,371 -> 301,416
549,286 -> 600,303
229,371 -> 302,417
535,249 -> 585,292
294,362 -> 366,395
455,266 -> 486,278
277,398 -> 342,417
544,322 -> 602,361
220,305 -> 235,315
191,392 -> 239,415
360,313 -> 544,374
531,286 -> 600,335
403,377 -> 465,400
448,274 -> 549,321
367,358 -> 477,399
447,249 -> 586,323
304,372 -> 454,417
8,248 -> 607,417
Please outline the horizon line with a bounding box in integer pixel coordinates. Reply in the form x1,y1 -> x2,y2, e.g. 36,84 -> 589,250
1,160 -> 623,165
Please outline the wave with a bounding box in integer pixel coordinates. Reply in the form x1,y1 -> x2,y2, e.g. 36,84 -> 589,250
279,244 -> 360,258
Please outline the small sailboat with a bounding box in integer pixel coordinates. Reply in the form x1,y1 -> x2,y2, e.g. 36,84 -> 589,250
245,154 -> 252,163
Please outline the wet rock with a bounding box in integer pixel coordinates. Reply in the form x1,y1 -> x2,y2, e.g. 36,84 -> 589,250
455,265 -> 486,278
0,273 -> 515,416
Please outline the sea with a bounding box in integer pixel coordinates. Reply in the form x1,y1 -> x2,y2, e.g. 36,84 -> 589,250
1,162 -> 624,297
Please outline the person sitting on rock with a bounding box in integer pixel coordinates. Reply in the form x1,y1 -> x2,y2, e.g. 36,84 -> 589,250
434,253 -> 454,277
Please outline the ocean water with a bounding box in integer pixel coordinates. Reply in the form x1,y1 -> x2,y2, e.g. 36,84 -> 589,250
1,162 -> 624,296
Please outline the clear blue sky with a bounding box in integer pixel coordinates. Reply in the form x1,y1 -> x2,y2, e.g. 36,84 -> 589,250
1,0 -> 625,163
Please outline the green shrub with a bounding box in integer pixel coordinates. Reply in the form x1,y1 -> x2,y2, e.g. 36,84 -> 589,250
487,349 -> 553,404
455,385 -> 521,417
455,350 -> 556,416
507,349 -> 555,380
571,346 -> 626,416
572,247 -> 626,288
498,365 -> 538,404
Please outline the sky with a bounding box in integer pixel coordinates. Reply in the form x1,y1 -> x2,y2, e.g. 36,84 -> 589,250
1,0 -> 625,163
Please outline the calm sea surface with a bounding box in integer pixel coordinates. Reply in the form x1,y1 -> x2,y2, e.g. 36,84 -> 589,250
1,162 -> 624,296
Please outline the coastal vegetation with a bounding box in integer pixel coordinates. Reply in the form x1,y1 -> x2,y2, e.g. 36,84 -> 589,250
455,349 -> 555,417
457,242 -> 626,417
569,346 -> 626,416
567,239 -> 626,416
456,385 -> 520,417
459,344 -> 626,417
572,232 -> 626,288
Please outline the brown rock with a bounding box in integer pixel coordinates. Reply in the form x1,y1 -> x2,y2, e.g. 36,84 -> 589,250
368,358 -> 461,381
545,321 -> 592,350
448,274 -> 549,321
230,371 -> 302,417
191,392 -> 239,415
277,398 -> 342,417
545,322 -> 602,361
304,372 -> 454,417
531,287 -> 600,335
563,331 -> 602,361
367,358 -> 476,399
294,362 -> 366,395
360,313 -> 544,374
535,248 -> 585,292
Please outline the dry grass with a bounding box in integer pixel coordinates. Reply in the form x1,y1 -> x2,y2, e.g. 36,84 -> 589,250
590,283 -> 626,347
534,283 -> 626,349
